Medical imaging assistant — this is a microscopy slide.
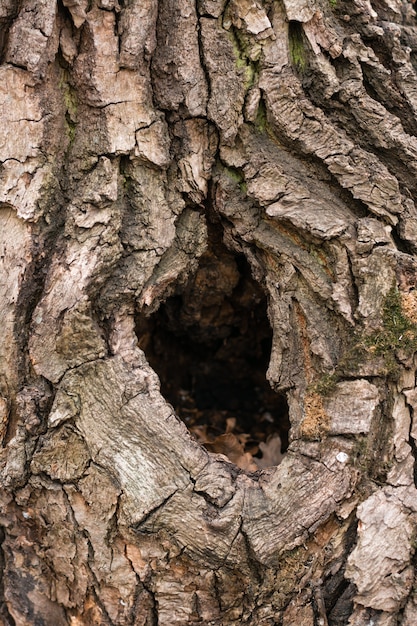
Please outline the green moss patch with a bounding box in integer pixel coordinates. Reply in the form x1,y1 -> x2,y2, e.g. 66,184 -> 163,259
368,287 -> 417,355
310,288 -> 417,395
288,21 -> 307,72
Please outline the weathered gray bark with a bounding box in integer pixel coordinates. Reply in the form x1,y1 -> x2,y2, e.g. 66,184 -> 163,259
1,0 -> 417,623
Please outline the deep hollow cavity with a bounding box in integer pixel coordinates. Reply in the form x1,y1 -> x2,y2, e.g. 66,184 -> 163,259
136,223 -> 289,470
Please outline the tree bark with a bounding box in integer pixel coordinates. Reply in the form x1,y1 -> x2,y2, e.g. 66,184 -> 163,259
1,0 -> 417,624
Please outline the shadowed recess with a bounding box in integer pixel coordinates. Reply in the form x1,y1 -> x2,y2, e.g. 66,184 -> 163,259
136,225 -> 290,470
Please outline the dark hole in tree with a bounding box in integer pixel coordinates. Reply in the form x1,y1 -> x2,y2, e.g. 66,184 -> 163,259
136,224 -> 290,470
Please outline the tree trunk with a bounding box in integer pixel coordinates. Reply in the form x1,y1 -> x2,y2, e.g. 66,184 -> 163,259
2,0 -> 417,623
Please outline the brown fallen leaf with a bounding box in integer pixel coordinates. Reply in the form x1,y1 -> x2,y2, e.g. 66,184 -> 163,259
225,416 -> 237,432
189,424 -> 210,443
255,434 -> 283,469
204,433 -> 258,471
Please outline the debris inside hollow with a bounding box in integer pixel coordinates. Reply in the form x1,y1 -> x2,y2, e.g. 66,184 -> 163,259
136,225 -> 289,470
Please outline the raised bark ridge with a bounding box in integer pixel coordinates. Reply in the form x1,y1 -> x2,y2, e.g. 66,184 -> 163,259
1,0 -> 417,624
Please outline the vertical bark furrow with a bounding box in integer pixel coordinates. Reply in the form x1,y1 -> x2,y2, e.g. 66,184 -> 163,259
152,0 -> 208,116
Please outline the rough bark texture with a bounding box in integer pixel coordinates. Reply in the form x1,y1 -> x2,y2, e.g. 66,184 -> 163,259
2,0 -> 417,624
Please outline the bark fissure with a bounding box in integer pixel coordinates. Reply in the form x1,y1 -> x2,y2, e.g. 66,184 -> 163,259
0,526 -> 16,626
408,424 -> 417,489
132,489 -> 181,534
195,0 -> 214,105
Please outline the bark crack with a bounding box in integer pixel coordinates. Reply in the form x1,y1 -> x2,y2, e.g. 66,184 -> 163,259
312,580 -> 329,626
407,425 -> 417,489
0,527 -> 16,626
195,1 -> 213,106
132,488 -> 180,533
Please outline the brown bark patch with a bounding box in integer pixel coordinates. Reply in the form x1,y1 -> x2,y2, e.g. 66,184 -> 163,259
301,392 -> 330,440
401,291 -> 417,325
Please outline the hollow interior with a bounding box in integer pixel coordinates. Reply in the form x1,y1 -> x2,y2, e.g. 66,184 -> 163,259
136,226 -> 289,469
